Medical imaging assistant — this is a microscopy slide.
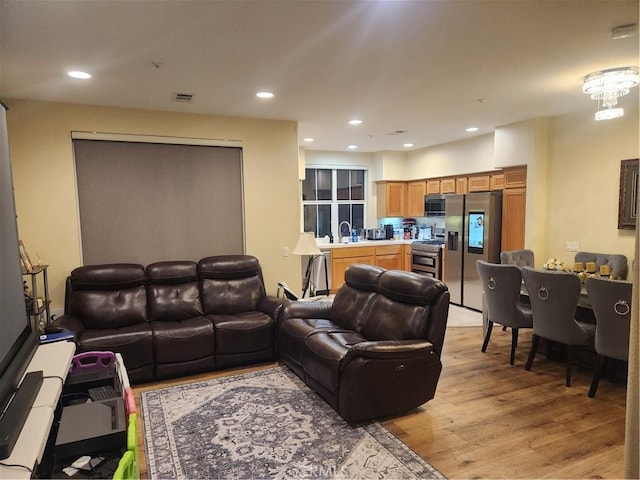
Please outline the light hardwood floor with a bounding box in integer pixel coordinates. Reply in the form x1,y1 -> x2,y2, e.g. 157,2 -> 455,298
133,326 -> 627,479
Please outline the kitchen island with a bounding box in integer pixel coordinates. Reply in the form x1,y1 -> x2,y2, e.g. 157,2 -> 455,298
318,239 -> 413,292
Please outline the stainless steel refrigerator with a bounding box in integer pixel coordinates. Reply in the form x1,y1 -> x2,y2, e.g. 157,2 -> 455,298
444,191 -> 502,310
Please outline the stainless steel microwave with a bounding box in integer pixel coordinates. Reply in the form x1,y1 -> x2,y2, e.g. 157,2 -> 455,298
424,194 -> 446,217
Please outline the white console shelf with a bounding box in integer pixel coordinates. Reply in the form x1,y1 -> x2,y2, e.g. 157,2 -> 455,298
0,341 -> 75,480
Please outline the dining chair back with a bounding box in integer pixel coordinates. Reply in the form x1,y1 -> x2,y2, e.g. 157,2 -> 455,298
585,277 -> 632,397
476,260 -> 533,365
574,252 -> 628,280
500,249 -> 535,268
521,267 -> 595,386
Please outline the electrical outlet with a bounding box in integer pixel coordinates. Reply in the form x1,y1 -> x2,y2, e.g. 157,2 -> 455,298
282,247 -> 290,257
566,241 -> 579,252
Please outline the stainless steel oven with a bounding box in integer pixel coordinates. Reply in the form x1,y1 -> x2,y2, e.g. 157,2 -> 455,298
411,241 -> 443,279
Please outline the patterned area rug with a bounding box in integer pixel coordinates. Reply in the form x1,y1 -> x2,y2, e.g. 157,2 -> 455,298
141,366 -> 445,479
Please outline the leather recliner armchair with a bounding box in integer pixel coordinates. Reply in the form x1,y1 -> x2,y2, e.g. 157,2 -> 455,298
277,263 -> 450,423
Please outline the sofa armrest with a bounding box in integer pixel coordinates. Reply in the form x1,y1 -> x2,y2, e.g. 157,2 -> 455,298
257,295 -> 285,319
344,339 -> 434,362
47,314 -> 86,336
279,300 -> 333,321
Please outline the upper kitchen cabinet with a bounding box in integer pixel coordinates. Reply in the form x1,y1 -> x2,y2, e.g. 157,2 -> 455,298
490,173 -> 505,190
503,166 -> 527,188
377,181 -> 406,217
455,176 -> 468,194
407,181 -> 427,217
467,174 -> 491,192
440,178 -> 456,194
426,179 -> 441,195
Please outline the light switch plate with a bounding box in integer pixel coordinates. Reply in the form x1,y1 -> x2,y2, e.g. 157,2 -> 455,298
282,247 -> 290,257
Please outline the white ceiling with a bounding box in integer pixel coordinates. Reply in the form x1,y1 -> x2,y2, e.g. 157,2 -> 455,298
1,0 -> 638,152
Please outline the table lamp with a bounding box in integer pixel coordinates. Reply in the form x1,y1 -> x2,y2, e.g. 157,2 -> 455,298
292,232 -> 328,297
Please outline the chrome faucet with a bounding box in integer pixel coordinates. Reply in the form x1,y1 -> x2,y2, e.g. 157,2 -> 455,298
338,221 -> 352,243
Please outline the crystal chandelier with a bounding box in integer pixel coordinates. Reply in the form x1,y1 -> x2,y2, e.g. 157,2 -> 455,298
582,67 -> 639,120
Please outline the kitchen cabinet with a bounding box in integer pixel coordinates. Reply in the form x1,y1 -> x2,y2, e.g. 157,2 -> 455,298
504,166 -> 527,188
440,178 -> 456,194
426,180 -> 441,195
490,173 -> 505,190
330,246 -> 376,291
374,245 -> 404,271
468,174 -> 491,192
329,244 -> 409,291
501,188 -> 526,251
455,176 -> 468,194
404,244 -> 412,271
406,181 -> 426,217
377,182 -> 406,217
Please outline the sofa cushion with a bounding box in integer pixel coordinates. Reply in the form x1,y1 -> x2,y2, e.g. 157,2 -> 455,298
68,287 -> 147,330
360,271 -> 447,341
302,331 -> 367,393
67,264 -> 148,330
151,317 -> 215,364
198,255 -> 266,314
208,312 -> 274,354
146,261 -> 203,321
78,323 -> 154,383
278,318 -> 338,366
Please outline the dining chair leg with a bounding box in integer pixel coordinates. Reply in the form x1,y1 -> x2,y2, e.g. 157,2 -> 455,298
588,354 -> 607,398
509,328 -> 519,365
565,345 -> 573,387
481,321 -> 494,353
525,334 -> 539,370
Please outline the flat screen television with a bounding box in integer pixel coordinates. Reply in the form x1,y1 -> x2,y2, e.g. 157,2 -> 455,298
0,103 -> 41,459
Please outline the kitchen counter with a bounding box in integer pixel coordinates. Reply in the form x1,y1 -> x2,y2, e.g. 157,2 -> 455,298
318,239 -> 413,250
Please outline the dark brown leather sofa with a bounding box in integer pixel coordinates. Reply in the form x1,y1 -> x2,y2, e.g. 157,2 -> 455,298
277,263 -> 450,423
50,255 -> 282,384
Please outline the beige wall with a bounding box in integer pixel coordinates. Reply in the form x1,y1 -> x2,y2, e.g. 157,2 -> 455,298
6,99 -> 301,310
545,104 -> 638,266
406,134 -> 495,179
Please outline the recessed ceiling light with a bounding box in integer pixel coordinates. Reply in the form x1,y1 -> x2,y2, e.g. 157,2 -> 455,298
465,127 -> 479,132
303,137 -> 315,142
256,91 -> 274,99
68,71 -> 91,79
347,145 -> 358,149
403,143 -> 415,148
348,119 -> 363,125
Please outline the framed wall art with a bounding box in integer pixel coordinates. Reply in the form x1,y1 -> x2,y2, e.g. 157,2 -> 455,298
618,158 -> 639,230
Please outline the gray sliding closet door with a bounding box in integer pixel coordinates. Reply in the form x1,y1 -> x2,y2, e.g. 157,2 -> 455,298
73,140 -> 243,266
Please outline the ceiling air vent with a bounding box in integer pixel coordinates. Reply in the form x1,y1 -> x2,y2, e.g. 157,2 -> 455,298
173,92 -> 194,103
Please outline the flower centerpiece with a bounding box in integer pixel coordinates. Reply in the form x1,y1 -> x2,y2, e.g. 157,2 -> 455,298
543,258 -> 571,272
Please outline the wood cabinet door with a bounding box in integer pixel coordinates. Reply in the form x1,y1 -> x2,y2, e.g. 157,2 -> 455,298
377,182 -> 406,217
456,177 -> 468,194
331,255 -> 375,291
404,245 -> 412,271
426,180 -> 441,195
501,188 -> 526,251
468,175 -> 491,192
376,254 -> 403,271
407,181 -> 426,216
504,167 -> 527,188
441,178 -> 456,194
490,174 -> 505,190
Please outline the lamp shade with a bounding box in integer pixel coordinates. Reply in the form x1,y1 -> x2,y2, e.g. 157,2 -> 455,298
292,232 -> 321,256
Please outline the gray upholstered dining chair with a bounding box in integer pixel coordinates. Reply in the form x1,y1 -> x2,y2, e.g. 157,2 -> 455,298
520,267 -> 595,387
585,277 -> 632,398
476,260 -> 533,365
500,249 -> 535,268
574,251 -> 628,280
